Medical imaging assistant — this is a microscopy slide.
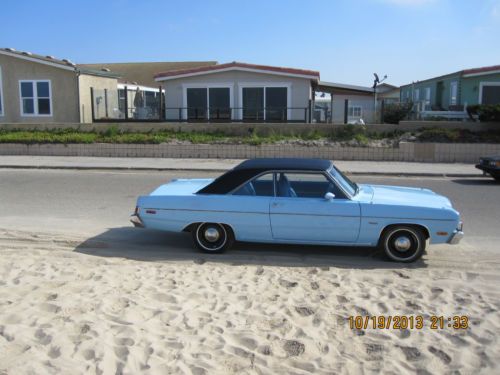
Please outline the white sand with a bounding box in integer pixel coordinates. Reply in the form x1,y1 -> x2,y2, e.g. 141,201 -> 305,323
0,228 -> 499,374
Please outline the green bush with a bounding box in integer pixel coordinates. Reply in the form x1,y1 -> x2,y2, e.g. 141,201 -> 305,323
382,102 -> 413,124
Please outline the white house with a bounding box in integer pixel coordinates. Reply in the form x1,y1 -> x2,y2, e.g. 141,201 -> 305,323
154,62 -> 320,122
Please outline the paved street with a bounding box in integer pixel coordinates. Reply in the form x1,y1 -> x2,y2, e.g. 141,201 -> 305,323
0,169 -> 498,268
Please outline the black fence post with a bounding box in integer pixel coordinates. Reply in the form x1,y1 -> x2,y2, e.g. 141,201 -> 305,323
344,99 -> 349,124
124,86 -> 129,120
158,86 -> 163,121
308,100 -> 312,123
104,89 -> 109,118
380,99 -> 385,124
179,108 -> 182,121
90,87 -> 95,123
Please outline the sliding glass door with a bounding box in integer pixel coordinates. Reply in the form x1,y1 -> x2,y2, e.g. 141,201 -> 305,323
265,87 -> 287,121
187,88 -> 207,120
209,88 -> 231,120
242,87 -> 264,120
242,86 -> 287,121
187,87 -> 230,121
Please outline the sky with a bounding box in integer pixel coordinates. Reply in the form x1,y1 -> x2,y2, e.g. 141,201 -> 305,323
1,0 -> 499,86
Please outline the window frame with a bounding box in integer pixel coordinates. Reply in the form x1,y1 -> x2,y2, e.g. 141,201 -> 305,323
0,66 -> 4,116
450,81 -> 458,105
238,82 -> 291,121
414,88 -> 420,101
424,87 -> 431,105
348,105 -> 362,118
18,79 -> 53,117
182,83 -> 233,120
229,170 -> 351,199
478,81 -> 500,104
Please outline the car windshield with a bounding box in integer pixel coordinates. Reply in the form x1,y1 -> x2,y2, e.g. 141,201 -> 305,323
328,166 -> 358,196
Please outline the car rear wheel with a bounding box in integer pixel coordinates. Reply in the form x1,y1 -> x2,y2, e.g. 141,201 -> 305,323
380,226 -> 426,263
192,223 -> 234,253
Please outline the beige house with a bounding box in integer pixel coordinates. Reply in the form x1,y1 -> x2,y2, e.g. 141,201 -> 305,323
0,48 -> 119,123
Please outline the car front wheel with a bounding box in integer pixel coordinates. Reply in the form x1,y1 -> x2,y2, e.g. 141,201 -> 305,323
192,223 -> 234,253
380,226 -> 426,262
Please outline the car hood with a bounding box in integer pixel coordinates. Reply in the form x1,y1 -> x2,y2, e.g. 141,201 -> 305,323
363,184 -> 453,209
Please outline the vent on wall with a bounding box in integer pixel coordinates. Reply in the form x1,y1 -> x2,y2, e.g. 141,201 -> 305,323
62,58 -> 75,66
4,47 -> 16,52
22,51 -> 33,56
101,68 -> 111,72
46,55 -> 55,59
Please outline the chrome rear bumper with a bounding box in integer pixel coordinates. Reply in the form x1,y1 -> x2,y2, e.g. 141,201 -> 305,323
448,230 -> 464,245
130,214 -> 144,228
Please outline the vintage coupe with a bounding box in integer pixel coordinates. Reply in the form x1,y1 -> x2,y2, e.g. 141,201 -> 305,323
131,158 -> 463,262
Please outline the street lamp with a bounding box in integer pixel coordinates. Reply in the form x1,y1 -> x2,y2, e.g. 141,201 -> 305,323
373,73 -> 387,123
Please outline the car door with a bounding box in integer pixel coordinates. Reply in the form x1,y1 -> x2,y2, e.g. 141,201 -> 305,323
270,172 -> 361,243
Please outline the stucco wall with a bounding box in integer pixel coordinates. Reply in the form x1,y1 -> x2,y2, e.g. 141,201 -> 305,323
461,73 -> 500,105
78,74 -> 119,123
0,54 -> 80,123
162,70 -> 312,121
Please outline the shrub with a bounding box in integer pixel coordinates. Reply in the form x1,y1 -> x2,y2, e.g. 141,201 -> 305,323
382,102 -> 413,124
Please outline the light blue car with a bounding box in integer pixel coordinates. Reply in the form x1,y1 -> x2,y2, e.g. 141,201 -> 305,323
131,158 -> 463,262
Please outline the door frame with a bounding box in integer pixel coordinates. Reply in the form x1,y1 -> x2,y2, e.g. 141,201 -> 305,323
479,81 -> 500,104
182,83 -> 234,120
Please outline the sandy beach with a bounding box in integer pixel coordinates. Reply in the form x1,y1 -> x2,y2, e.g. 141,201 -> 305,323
1,227 -> 499,374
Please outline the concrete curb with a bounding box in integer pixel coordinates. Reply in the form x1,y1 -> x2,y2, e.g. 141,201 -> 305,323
0,164 -> 482,177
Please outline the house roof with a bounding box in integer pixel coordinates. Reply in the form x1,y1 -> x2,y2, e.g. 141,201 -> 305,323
462,64 -> 500,77
315,81 -> 373,95
79,61 -> 218,88
154,61 -> 320,81
400,64 -> 500,87
0,48 -> 119,78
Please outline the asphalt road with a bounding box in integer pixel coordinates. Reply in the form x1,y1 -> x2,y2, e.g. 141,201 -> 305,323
0,169 -> 499,268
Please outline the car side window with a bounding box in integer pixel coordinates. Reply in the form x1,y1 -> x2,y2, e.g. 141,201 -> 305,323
277,172 -> 338,198
233,173 -> 274,196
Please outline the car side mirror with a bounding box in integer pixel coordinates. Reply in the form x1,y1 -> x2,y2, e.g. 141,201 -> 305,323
324,192 -> 335,201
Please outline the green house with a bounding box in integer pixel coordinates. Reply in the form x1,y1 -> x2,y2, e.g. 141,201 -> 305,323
400,65 -> 500,110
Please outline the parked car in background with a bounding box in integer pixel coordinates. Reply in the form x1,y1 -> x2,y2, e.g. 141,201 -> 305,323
476,156 -> 500,181
131,158 -> 463,263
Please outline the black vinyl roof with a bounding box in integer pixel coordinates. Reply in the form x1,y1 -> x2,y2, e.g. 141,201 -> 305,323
197,158 -> 333,194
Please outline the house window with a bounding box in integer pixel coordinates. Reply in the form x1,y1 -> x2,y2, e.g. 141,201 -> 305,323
186,87 -> 230,120
480,82 -> 500,105
348,106 -> 362,117
414,88 -> 420,101
450,81 -> 458,105
424,87 -> 431,107
19,80 -> 52,116
0,66 -> 3,116
242,86 -> 288,121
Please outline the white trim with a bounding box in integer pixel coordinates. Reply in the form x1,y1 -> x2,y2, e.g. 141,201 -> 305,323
0,50 -> 76,72
478,81 -> 500,104
181,82 -> 234,120
463,69 -> 500,78
19,80 -> 53,117
0,66 -> 4,116
237,82 -> 292,121
155,66 -> 318,82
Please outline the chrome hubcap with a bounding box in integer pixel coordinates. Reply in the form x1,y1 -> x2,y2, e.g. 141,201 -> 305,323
394,236 -> 411,251
204,227 -> 220,242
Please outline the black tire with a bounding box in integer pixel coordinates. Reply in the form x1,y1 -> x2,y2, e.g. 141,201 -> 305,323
380,226 -> 426,263
192,223 -> 234,253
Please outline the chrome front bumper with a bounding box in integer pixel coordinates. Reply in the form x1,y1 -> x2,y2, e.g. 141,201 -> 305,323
448,230 -> 464,244
130,214 -> 144,228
